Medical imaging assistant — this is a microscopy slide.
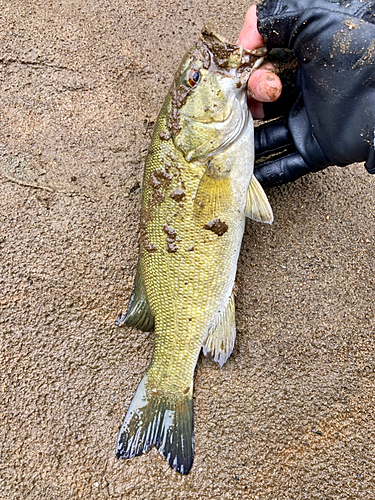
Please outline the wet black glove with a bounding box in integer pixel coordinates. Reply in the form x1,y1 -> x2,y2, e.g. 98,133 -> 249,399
254,0 -> 375,187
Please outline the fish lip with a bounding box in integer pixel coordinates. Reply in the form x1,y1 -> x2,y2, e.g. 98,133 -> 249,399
201,26 -> 267,72
236,49 -> 267,85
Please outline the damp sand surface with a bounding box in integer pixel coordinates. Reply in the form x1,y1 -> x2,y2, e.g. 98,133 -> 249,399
1,1 -> 375,499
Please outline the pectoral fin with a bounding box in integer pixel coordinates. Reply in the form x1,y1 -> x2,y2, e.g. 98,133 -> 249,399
194,163 -> 232,220
203,293 -> 236,367
116,265 -> 154,332
245,175 -> 273,224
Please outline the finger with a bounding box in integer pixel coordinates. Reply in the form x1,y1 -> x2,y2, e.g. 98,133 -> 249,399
248,97 -> 265,119
254,153 -> 314,188
237,5 -> 264,50
248,68 -> 282,103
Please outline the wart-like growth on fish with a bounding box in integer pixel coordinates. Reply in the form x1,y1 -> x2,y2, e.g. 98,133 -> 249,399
170,187 -> 186,202
164,224 -> 179,253
115,28 -> 273,475
203,218 -> 229,236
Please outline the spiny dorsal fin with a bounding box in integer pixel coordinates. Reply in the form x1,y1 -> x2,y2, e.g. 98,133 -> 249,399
203,293 -> 236,367
245,175 -> 273,224
116,265 -> 154,332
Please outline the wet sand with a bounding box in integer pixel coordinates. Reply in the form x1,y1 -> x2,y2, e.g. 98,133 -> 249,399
1,1 -> 375,498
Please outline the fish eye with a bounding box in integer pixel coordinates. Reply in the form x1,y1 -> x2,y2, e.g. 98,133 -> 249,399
187,69 -> 200,87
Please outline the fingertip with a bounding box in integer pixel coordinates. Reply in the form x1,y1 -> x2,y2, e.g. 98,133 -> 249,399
248,70 -> 282,103
248,97 -> 265,119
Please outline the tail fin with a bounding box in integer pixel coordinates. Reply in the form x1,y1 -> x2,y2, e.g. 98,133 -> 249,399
116,374 -> 194,475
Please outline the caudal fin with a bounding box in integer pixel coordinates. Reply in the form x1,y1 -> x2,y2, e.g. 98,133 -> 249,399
116,374 -> 194,475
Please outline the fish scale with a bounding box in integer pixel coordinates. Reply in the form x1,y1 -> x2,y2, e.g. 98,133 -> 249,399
115,29 -> 273,474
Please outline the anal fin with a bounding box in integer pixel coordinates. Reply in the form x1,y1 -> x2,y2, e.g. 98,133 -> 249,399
203,293 -> 236,367
116,265 -> 154,332
245,175 -> 273,224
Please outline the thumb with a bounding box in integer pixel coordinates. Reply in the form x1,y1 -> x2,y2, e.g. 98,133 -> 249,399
237,5 -> 264,50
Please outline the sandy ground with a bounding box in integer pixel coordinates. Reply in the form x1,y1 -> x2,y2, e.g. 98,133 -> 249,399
1,1 -> 375,499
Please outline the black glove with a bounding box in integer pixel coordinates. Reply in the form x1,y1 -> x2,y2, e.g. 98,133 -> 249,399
254,0 -> 375,187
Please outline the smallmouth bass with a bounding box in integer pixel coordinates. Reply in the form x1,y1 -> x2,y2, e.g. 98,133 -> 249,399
115,29 -> 273,475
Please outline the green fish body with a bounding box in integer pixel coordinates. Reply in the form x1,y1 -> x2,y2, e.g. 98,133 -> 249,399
116,30 -> 273,474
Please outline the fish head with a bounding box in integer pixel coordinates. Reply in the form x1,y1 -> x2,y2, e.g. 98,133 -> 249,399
167,28 -> 266,163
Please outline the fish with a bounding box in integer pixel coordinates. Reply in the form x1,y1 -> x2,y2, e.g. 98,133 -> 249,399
115,28 -> 273,475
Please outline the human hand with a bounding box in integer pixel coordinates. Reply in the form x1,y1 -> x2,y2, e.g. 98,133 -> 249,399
240,0 -> 375,187
240,5 -> 282,119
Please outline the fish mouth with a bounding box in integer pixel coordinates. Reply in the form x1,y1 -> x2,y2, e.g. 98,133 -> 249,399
183,95 -> 248,163
201,26 -> 267,74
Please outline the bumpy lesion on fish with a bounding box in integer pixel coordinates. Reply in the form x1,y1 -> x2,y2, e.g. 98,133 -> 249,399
150,172 -> 161,189
163,224 -> 179,253
140,166 -> 174,253
203,218 -> 228,236
166,39 -> 211,138
150,169 -> 172,188
159,130 -> 171,141
139,219 -> 158,253
148,168 -> 173,207
170,188 -> 186,202
168,84 -> 192,136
